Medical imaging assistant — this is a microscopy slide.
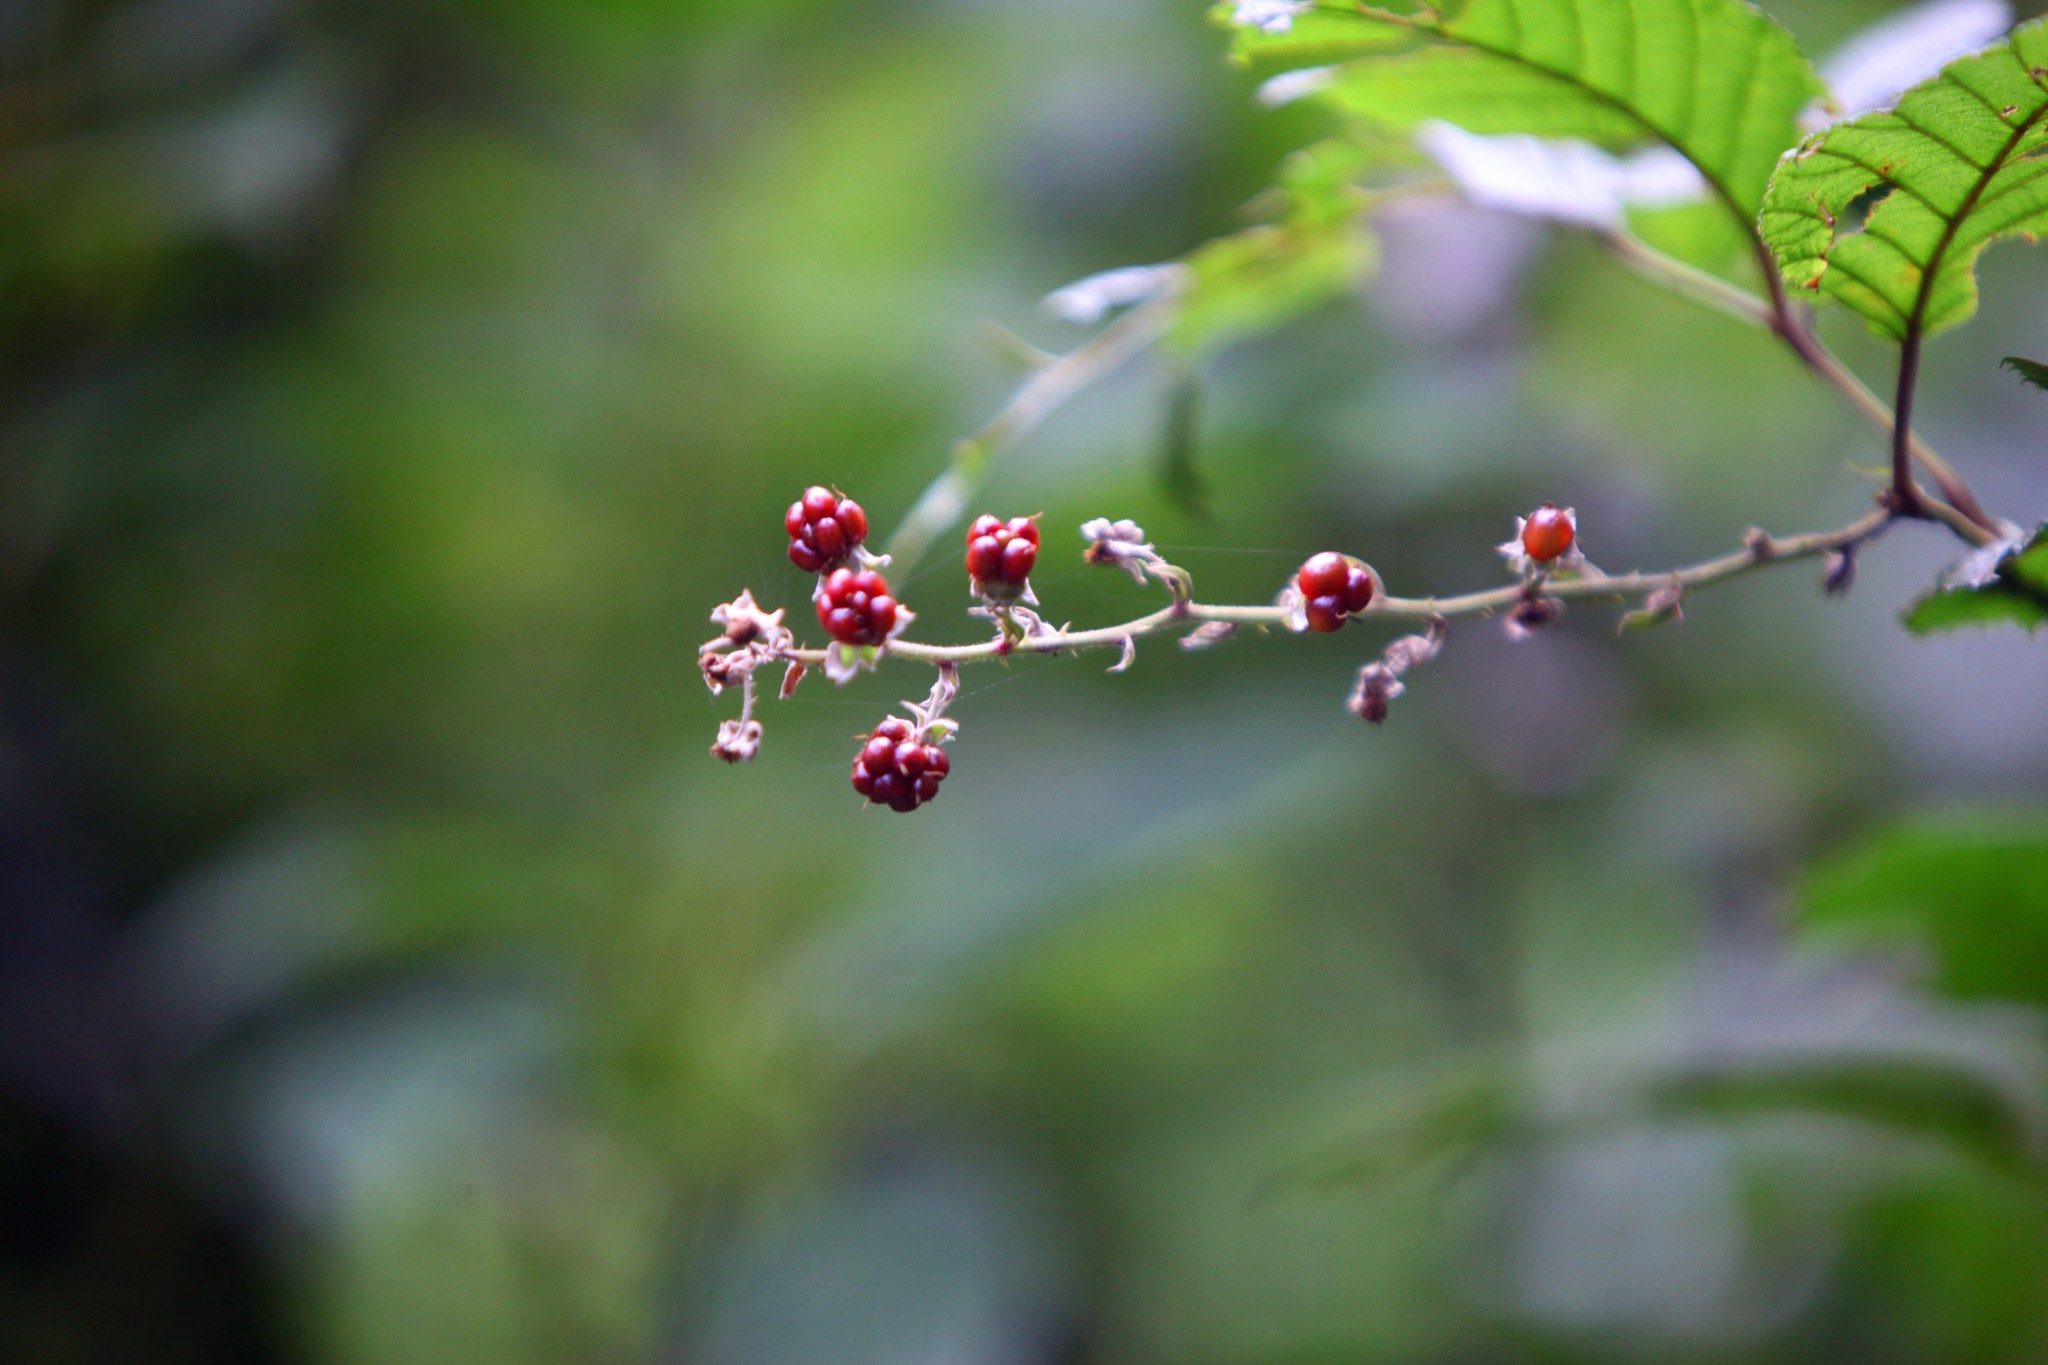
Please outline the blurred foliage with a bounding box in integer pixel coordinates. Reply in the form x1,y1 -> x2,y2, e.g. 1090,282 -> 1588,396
1805,814 -> 2048,1007
3,1 -> 2048,1364
1905,527 -> 2048,633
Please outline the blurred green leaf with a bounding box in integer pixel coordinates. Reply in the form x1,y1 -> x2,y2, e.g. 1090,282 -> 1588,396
1167,221 -> 1375,355
1905,526 -> 2048,634
1803,814 -> 2048,1009
2003,356 -> 2048,392
1649,1056 -> 2045,1176
1157,368 -> 1212,522
1212,4 -> 1413,66
1278,1062 -> 1519,1192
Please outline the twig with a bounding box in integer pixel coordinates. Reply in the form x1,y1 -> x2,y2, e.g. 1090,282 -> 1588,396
778,507 -> 1896,669
1600,233 -> 1997,544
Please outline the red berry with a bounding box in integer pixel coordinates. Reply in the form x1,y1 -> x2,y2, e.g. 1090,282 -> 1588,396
817,567 -> 900,646
787,486 -> 869,573
1521,504 -> 1575,562
964,514 -> 1040,597
1297,552 -> 1349,598
849,720 -> 953,812
1294,553 -> 1376,631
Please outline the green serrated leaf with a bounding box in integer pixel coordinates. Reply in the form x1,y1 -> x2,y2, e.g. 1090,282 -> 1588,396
1803,814 -> 2048,1010
1905,524 -> 2048,633
2003,355 -> 2048,391
1760,21 -> 2048,341
1296,0 -> 1821,216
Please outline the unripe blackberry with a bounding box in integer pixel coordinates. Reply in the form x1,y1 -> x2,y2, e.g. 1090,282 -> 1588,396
786,486 -> 869,573
965,514 -> 1040,600
816,567 -> 900,646
1520,504 -> 1576,563
850,719 -> 952,812
1295,552 -> 1376,633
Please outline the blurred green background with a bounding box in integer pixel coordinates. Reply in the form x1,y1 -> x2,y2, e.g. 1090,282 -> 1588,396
6,1 -> 2048,1362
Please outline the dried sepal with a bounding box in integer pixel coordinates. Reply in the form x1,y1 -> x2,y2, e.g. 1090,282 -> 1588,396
1348,664 -> 1405,724
1503,594 -> 1565,641
822,643 -> 881,685
1823,547 -> 1857,596
780,660 -> 807,699
877,663 -> 964,749
1108,635 -> 1137,673
711,718 -> 763,763
1181,621 -> 1238,651
1348,616 -> 1446,724
1081,517 -> 1187,600
1277,584 -> 1310,633
1618,583 -> 1685,632
706,590 -> 791,651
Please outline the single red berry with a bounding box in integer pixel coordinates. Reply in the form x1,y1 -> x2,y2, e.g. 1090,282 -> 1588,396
1303,597 -> 1347,633
965,514 -> 1040,598
817,567 -> 900,646
849,720 -> 952,812
1294,552 -> 1376,632
786,486 -> 869,573
1521,504 -> 1576,562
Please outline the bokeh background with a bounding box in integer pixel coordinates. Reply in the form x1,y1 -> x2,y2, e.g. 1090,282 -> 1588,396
6,0 -> 2048,1361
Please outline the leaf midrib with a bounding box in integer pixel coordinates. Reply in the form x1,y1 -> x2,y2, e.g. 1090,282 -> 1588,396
1354,2 -> 1779,271
1906,86 -> 2048,338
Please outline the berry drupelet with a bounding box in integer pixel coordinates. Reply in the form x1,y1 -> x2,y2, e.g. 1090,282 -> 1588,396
965,515 -> 1039,599
1295,552 -> 1377,633
817,567 -> 900,646
1519,504 -> 1576,563
785,486 -> 869,573
851,717 -> 951,812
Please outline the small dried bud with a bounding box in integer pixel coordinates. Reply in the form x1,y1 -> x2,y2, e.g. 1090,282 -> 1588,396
1181,621 -> 1238,651
1504,594 -> 1565,641
1348,663 -> 1405,724
1619,583 -> 1685,632
1823,547 -> 1857,597
1743,527 -> 1777,560
1380,618 -> 1447,672
700,650 -> 737,692
1344,616 -> 1444,724
711,718 -> 763,764
1081,517 -> 1177,592
780,660 -> 807,699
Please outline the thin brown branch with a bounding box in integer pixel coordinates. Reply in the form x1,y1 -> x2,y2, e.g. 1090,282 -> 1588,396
778,508 -> 1896,670
1600,233 -> 1998,544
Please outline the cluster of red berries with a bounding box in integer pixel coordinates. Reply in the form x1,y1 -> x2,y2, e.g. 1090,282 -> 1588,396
1295,552 -> 1378,633
851,717 -> 951,812
965,515 -> 1039,598
817,567 -> 901,646
1521,504 -> 1576,562
785,486 -> 869,573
